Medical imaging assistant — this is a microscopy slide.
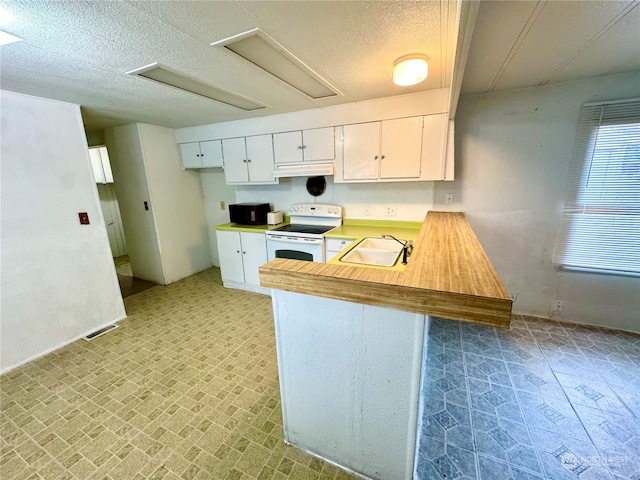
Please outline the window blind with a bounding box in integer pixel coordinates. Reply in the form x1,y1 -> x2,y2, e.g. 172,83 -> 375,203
553,98 -> 640,275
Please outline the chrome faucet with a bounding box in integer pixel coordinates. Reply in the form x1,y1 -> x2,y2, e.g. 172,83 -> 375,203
382,234 -> 413,265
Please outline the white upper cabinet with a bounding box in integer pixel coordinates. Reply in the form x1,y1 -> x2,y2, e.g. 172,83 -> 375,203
342,122 -> 380,180
273,127 -> 335,164
180,140 -> 224,169
420,113 -> 448,181
222,135 -> 278,185
337,114 -> 448,183
342,118 -> 421,181
380,117 -> 423,179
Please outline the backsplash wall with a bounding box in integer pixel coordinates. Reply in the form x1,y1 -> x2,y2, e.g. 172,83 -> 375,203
234,177 -> 436,221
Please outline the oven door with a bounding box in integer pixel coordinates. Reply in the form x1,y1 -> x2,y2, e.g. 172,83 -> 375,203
266,235 -> 324,262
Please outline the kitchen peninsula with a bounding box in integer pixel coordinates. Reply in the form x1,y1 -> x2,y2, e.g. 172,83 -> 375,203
259,212 -> 512,480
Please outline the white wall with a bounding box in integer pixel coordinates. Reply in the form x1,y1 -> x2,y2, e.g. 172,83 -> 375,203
200,170 -> 236,267
434,72 -> 640,333
106,124 -> 212,284
137,124 -> 212,282
106,124 -> 166,284
233,176 -> 435,221
0,91 -> 126,373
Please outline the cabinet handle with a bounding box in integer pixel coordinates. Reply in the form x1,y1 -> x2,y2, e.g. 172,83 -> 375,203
381,155 -> 386,159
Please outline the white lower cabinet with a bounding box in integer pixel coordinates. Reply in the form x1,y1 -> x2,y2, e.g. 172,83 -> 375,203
325,237 -> 356,261
216,230 -> 269,293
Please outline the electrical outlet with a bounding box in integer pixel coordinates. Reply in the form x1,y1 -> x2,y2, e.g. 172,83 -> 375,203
385,205 -> 397,216
363,204 -> 371,216
220,201 -> 226,210
553,301 -> 564,312
78,212 -> 90,225
445,193 -> 454,205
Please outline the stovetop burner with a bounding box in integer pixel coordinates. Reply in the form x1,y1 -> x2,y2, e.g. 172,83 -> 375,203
271,224 -> 336,235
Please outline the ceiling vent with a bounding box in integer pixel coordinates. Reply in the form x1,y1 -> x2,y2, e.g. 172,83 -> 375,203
126,63 -> 265,111
212,28 -> 341,100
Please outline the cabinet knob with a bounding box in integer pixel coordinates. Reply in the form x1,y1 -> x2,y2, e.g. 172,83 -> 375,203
243,159 -> 247,163
302,145 -> 307,149
381,155 -> 386,159
247,159 -> 252,163
236,250 -> 240,253
298,145 -> 302,149
242,251 -> 246,254
374,155 -> 379,160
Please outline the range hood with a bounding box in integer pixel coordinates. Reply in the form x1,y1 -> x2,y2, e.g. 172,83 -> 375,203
273,163 -> 334,178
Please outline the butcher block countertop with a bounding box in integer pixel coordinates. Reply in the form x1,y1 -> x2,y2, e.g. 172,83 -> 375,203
259,211 -> 512,328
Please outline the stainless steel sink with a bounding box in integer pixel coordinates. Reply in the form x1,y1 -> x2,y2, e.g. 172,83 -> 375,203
339,237 -> 404,267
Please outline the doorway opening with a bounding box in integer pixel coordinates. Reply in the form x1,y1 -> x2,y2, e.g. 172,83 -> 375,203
90,145 -> 156,298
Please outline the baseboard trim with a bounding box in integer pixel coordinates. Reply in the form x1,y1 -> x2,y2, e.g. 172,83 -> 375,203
0,314 -> 127,376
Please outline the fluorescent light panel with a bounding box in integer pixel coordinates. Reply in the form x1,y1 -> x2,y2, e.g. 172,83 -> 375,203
0,30 -> 22,45
127,63 -> 265,111
212,29 -> 340,100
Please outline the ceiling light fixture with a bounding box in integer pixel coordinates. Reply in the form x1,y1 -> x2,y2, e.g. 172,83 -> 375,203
126,63 -> 265,111
0,30 -> 22,46
212,28 -> 341,100
0,6 -> 15,23
393,54 -> 428,86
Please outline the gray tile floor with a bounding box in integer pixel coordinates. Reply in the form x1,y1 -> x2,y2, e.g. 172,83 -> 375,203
415,316 -> 640,480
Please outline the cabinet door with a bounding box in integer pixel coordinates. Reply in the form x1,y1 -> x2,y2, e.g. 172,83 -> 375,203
420,113 -> 448,180
273,131 -> 303,164
222,138 -> 249,183
216,230 -> 245,283
380,117 -> 422,179
246,135 -> 276,183
342,122 -> 380,180
325,237 -> 355,261
240,232 -> 268,286
303,127 -> 334,162
200,140 -> 224,168
180,142 -> 202,169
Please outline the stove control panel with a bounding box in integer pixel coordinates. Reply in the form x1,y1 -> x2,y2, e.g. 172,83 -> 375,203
289,203 -> 342,218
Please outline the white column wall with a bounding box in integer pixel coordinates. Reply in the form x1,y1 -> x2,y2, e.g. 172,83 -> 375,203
137,124 -> 212,283
0,91 -> 126,373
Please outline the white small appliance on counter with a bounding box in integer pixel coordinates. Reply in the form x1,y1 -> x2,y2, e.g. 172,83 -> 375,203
267,211 -> 284,225
265,204 -> 343,263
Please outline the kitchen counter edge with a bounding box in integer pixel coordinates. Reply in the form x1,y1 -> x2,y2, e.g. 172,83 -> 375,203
215,222 -> 288,233
259,211 -> 513,328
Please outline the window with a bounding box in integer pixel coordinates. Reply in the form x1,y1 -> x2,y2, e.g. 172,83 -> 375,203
553,98 -> 640,276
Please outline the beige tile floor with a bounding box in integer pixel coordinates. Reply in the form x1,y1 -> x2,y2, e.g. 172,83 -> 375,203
0,268 -> 357,480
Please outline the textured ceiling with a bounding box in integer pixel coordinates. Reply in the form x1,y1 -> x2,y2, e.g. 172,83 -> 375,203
461,0 -> 640,95
0,0 -> 457,133
0,1 -> 637,135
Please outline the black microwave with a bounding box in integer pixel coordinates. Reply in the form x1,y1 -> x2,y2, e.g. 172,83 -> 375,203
229,203 -> 271,225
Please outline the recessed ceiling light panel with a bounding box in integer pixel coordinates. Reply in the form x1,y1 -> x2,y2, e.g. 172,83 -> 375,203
212,28 -> 341,100
126,63 -> 265,111
0,30 -> 22,46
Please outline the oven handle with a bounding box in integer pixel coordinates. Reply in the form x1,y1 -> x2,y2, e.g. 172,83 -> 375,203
267,235 -> 324,245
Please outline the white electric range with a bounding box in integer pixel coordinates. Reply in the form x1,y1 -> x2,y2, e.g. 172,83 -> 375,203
265,203 -> 343,263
